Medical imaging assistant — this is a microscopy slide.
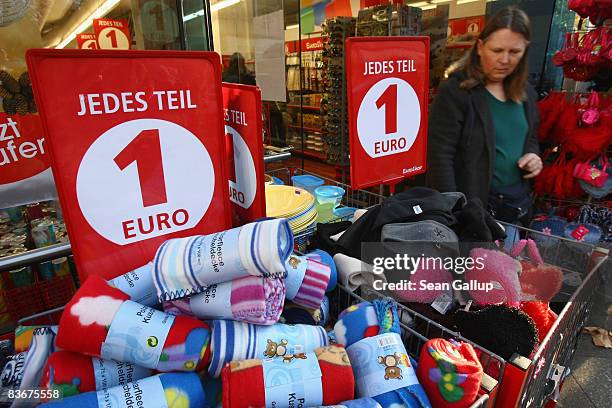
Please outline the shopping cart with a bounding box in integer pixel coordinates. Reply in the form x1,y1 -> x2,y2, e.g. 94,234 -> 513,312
330,224 -> 608,408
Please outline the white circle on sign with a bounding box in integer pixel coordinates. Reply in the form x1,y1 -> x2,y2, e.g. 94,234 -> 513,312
226,125 -> 257,209
76,119 -> 214,245
97,27 -> 130,49
468,23 -> 479,33
357,77 -> 421,158
82,40 -> 97,49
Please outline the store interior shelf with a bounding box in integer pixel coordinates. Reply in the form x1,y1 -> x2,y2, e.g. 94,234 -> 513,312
287,124 -> 323,132
287,105 -> 321,111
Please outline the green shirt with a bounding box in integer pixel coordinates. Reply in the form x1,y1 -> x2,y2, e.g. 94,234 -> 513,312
486,91 -> 528,189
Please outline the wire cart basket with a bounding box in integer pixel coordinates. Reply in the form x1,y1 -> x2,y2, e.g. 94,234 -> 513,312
331,223 -> 608,408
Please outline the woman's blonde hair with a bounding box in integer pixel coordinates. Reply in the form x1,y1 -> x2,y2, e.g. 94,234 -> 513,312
449,6 -> 531,102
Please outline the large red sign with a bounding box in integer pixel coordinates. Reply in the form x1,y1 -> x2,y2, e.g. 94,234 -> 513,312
77,33 -> 98,49
93,19 -> 131,50
222,83 -> 266,227
26,49 -> 232,281
346,37 -> 429,189
0,113 -> 49,185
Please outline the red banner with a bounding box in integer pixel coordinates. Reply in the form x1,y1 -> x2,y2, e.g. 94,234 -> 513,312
77,34 -> 98,50
93,19 -> 131,50
26,49 -> 231,281
346,37 -> 429,189
0,113 -> 49,185
222,83 -> 266,227
285,37 -> 325,54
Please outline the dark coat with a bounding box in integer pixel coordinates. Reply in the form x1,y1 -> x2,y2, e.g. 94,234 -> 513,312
426,71 -> 540,204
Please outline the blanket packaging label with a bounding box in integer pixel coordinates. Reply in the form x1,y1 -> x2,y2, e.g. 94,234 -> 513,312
257,325 -> 328,359
101,301 -> 175,368
92,358 -> 151,391
189,282 -> 232,319
262,351 -> 323,407
347,333 -> 418,398
109,264 -> 158,307
190,228 -> 246,285
285,255 -> 307,300
96,374 -> 167,408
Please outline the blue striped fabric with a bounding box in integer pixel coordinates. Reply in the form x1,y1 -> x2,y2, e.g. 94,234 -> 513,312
208,320 -> 329,378
153,219 -> 293,302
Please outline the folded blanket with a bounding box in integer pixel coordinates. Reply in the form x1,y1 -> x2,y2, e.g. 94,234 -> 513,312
222,345 -> 354,407
39,373 -> 206,408
108,263 -> 158,307
41,351 -> 152,398
164,276 -> 285,325
209,320 -> 328,377
1,327 -> 57,407
347,332 -> 432,408
465,248 -> 522,307
334,254 -> 385,292
416,339 -> 483,408
285,254 -> 331,309
154,219 -> 293,301
334,300 -> 399,348
306,249 -> 338,292
281,296 -> 330,326
56,276 -> 211,372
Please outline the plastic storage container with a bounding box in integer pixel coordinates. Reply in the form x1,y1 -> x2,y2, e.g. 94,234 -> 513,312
314,186 -> 345,222
291,175 -> 324,194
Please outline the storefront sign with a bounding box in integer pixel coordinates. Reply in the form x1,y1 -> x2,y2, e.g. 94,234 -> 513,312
0,112 -> 56,208
447,16 -> 484,48
346,37 -> 429,189
26,49 -> 231,281
93,19 -> 131,50
222,83 -> 266,226
285,38 -> 326,54
77,34 -> 98,50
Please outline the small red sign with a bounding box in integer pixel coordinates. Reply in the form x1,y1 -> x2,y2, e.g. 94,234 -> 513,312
222,83 -> 266,227
26,49 -> 232,282
0,113 -> 49,185
571,225 -> 590,241
346,37 -> 429,189
93,19 -> 131,50
77,34 -> 98,50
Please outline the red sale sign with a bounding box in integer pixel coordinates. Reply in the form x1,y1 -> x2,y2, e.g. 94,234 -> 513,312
222,83 -> 266,227
0,113 -> 49,184
93,19 -> 131,50
77,34 -> 98,49
346,37 -> 429,189
26,49 -> 232,282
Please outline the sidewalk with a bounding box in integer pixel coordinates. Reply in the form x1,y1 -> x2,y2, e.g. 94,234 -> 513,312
557,267 -> 612,408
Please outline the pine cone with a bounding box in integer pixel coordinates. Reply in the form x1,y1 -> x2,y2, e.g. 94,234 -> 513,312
0,86 -> 12,99
18,72 -> 30,88
14,94 -> 28,115
3,98 -> 17,115
28,99 -> 37,114
22,85 -> 33,100
0,71 -> 20,94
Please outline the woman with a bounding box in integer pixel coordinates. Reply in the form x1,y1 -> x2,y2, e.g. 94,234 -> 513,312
426,6 -> 542,224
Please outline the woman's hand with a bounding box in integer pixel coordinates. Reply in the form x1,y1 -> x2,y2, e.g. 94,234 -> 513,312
518,153 -> 543,179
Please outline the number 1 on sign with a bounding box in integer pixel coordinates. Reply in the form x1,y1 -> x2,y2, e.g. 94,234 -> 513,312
375,84 -> 398,134
106,29 -> 118,48
114,129 -> 168,207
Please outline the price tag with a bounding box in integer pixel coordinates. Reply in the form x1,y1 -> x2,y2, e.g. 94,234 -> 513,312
26,50 -> 232,282
77,34 -> 98,50
94,19 -> 131,50
222,83 -> 266,226
346,37 -> 429,189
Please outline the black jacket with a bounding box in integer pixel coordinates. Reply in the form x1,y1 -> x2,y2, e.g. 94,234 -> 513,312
426,71 -> 540,204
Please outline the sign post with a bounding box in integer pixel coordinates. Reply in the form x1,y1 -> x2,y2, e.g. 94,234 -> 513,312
222,83 -> 266,226
346,37 -> 429,190
77,34 -> 98,49
26,50 -> 232,281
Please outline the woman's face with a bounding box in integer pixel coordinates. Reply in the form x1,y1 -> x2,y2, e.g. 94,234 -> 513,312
477,28 -> 528,83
